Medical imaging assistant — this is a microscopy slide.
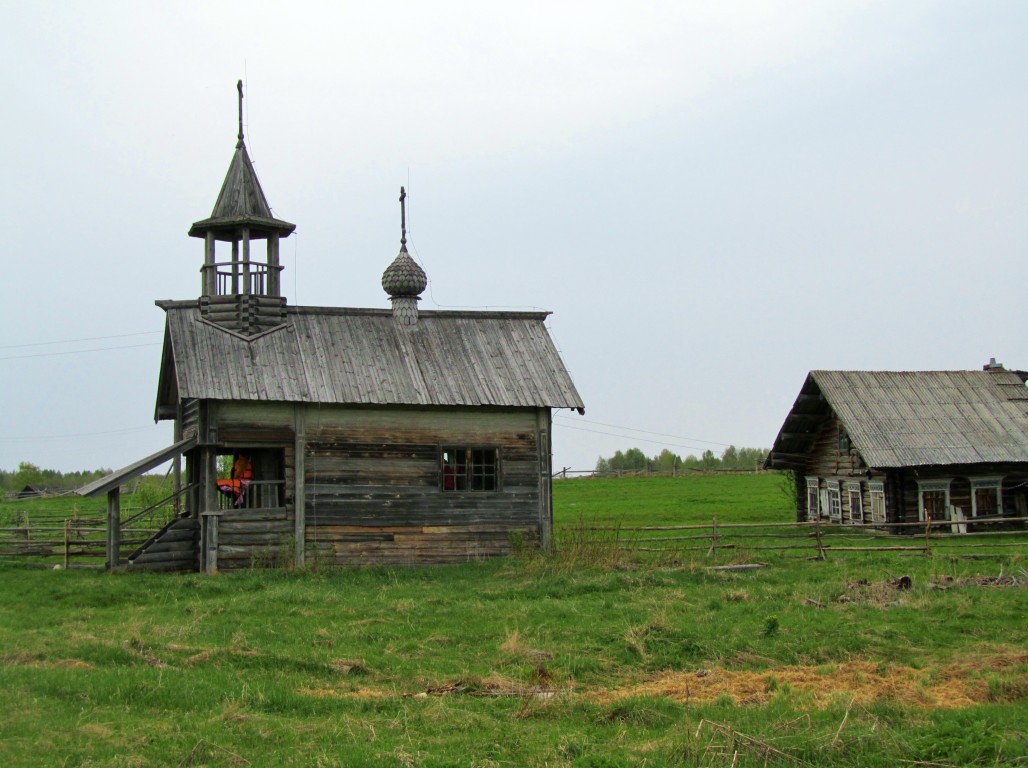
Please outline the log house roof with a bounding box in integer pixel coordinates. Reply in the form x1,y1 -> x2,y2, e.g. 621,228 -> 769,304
766,369 -> 1028,470
155,303 -> 584,416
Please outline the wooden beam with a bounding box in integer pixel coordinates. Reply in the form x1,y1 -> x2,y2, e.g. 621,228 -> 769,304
537,408 -> 552,553
106,488 -> 121,569
294,406 -> 306,568
199,447 -> 219,574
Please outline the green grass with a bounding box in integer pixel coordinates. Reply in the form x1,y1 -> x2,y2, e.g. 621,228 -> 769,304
0,475 -> 1026,766
553,474 -> 793,526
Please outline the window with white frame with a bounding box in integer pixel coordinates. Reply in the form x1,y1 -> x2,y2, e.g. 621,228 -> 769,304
868,481 -> 886,524
969,477 -> 1003,518
846,482 -> 863,523
826,480 -> 842,522
805,477 -> 819,521
917,479 -> 951,522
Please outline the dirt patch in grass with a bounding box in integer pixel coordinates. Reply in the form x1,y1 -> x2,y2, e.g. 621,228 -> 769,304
591,650 -> 1028,709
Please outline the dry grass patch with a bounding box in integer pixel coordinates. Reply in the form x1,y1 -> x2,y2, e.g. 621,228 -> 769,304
297,685 -> 389,699
590,651 -> 1028,709
499,629 -> 552,661
3,652 -> 95,670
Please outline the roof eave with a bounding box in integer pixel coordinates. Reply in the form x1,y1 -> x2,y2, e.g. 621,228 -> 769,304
188,215 -> 296,240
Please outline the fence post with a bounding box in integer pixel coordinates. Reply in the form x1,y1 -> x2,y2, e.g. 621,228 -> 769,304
64,519 -> 70,569
813,518 -> 826,560
707,517 -> 718,557
924,514 -> 932,557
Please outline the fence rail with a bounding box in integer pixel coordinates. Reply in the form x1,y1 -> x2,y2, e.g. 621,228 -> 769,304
555,515 -> 1028,560
0,484 -> 196,569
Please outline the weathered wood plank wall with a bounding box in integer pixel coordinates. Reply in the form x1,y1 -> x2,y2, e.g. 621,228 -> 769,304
302,407 -> 547,566
800,413 -> 1028,526
210,403 -> 551,567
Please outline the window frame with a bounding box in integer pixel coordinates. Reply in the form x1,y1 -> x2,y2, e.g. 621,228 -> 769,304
845,481 -> 863,524
969,476 -> 1003,518
868,481 -> 886,524
916,478 -> 952,522
440,446 -> 501,492
805,477 -> 820,521
826,480 -> 842,523
838,426 -> 851,454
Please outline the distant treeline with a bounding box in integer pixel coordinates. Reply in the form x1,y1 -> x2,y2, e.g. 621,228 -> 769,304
595,446 -> 769,474
1,462 -> 112,495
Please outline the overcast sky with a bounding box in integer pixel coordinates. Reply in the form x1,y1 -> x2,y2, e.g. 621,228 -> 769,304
2,1 -> 1026,475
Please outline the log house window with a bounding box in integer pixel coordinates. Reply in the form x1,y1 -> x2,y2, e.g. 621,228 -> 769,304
441,447 -> 499,492
868,481 -> 886,524
970,477 -> 1002,517
805,477 -> 819,521
826,480 -> 842,522
838,427 -> 851,454
917,479 -> 952,522
845,482 -> 862,523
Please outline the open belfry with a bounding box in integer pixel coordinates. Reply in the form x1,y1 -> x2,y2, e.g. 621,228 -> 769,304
189,81 -> 296,336
80,82 -> 583,573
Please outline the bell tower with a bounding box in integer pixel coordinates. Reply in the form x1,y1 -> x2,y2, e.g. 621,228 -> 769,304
188,81 -> 296,335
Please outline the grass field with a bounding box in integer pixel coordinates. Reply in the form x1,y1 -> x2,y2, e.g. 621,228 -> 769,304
1,474 -> 1026,766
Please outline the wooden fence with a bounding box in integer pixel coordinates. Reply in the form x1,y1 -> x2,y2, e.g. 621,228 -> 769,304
0,487 -> 189,569
3,500 -> 1024,569
555,516 -> 1028,560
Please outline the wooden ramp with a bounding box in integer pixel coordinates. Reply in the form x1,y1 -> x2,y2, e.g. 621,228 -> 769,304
127,517 -> 199,572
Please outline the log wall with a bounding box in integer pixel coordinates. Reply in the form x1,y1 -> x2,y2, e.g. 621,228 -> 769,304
210,402 -> 551,568
302,407 -> 548,567
800,414 -> 1028,527
894,463 -> 1028,525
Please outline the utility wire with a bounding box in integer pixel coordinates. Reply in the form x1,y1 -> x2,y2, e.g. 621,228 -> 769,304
0,342 -> 161,361
1,425 -> 159,442
553,414 -> 732,447
554,422 -> 724,455
0,331 -> 160,350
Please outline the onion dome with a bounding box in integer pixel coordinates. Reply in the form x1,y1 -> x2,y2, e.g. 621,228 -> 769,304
382,244 -> 428,297
383,187 -> 427,326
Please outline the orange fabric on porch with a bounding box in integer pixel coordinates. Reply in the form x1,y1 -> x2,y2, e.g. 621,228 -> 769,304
217,454 -> 253,501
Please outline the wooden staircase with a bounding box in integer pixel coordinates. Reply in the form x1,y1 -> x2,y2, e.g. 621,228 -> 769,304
127,516 -> 200,572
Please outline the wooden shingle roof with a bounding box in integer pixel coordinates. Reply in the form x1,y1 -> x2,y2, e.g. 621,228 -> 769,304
767,369 -> 1028,470
156,303 -> 584,415
187,139 -> 295,241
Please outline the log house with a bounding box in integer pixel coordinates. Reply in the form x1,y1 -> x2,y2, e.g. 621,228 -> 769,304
765,363 -> 1028,530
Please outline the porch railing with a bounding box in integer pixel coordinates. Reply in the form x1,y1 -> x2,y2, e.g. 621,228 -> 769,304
203,261 -> 284,297
217,479 -> 286,510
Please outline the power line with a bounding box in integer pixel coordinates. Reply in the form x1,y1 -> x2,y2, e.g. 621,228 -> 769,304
0,343 -> 160,359
0,331 -> 160,350
0,426 -> 159,442
554,414 -> 732,447
554,422 -> 722,455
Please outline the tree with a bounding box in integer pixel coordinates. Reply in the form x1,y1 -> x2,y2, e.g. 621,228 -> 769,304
720,445 -> 739,469
622,448 -> 648,471
13,462 -> 43,490
700,450 -> 719,470
654,449 -> 681,474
